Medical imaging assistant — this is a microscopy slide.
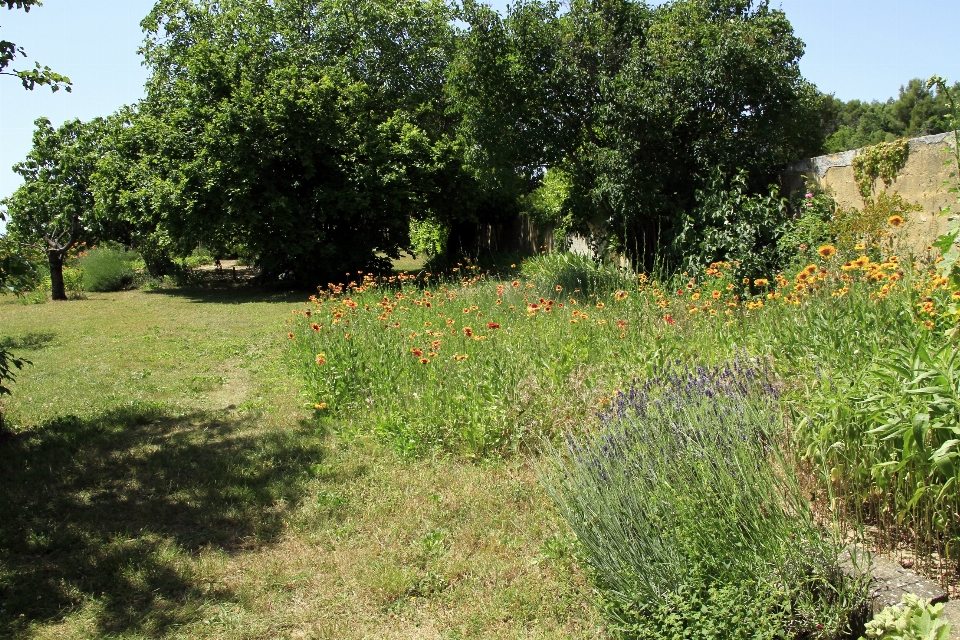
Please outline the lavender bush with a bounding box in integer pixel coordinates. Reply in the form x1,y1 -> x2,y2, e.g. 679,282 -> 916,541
541,356 -> 870,639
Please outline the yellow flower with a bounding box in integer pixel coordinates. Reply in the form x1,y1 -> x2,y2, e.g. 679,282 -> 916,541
754,279 -> 769,287
314,402 -> 328,410
888,215 -> 904,228
614,290 -> 627,301
817,245 -> 836,259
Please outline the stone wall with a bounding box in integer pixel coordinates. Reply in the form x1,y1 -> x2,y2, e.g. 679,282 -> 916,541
781,132 -> 958,253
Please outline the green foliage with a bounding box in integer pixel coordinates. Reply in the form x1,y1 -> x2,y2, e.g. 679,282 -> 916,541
453,0 -> 825,270
852,140 -> 910,200
0,232 -> 38,295
607,581 -> 791,640
926,77 -> 960,288
675,169 -> 790,282
0,348 -> 29,399
822,78 -> 960,154
78,246 -> 136,292
830,192 -> 923,254
780,185 -> 835,269
541,359 -> 868,639
2,117 -> 106,300
96,0 -> 475,284
860,594 -> 951,640
519,252 -> 631,296
796,333 -> 960,568
409,217 -> 450,259
0,0 -> 72,93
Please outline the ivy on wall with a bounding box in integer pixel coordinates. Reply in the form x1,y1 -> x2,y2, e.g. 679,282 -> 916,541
852,139 -> 910,200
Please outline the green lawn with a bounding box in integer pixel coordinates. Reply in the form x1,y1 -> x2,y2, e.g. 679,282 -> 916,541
0,287 -> 600,639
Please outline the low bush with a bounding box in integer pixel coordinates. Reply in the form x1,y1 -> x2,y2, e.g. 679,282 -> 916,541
540,358 -> 869,639
78,247 -> 137,292
520,252 -> 633,296
861,594 -> 951,640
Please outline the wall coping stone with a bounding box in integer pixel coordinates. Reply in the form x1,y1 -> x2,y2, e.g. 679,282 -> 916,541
785,132 -> 958,177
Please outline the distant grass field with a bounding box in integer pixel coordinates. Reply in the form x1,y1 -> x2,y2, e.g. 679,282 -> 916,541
0,287 -> 600,639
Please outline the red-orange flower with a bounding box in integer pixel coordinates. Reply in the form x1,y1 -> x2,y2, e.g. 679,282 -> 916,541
487,322 -> 500,329
411,348 -> 423,357
663,314 -> 676,326
420,358 -> 430,364
311,323 -> 321,332
287,332 -> 295,339
463,327 -> 474,337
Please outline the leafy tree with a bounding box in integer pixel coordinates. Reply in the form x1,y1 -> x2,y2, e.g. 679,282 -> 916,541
2,117 -> 105,300
821,78 -> 960,153
98,0 -> 477,284
1,0 -> 71,91
453,0 -> 823,268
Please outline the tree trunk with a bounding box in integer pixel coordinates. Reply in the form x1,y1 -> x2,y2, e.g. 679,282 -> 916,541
48,250 -> 67,301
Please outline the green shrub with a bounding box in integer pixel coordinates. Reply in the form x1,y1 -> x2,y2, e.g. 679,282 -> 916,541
674,169 -> 791,283
79,247 -> 136,292
181,246 -> 215,269
541,357 -> 869,639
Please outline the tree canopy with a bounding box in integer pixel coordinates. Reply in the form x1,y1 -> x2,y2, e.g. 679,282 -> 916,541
93,0 -> 480,283
2,117 -> 104,299
821,78 -> 960,153
452,0 -> 824,267
4,0 -> 878,283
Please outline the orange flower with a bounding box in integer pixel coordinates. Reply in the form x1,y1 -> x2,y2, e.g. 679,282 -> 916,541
463,327 -> 473,337
420,358 -> 430,364
311,323 -> 321,332
617,320 -> 627,329
454,354 -> 468,361
888,215 -> 904,228
512,280 -> 520,288
527,304 -> 540,313
556,285 -> 563,292
711,290 -> 722,300
287,332 -> 295,339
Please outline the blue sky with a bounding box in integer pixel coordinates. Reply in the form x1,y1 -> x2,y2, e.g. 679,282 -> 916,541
1,0 -> 959,206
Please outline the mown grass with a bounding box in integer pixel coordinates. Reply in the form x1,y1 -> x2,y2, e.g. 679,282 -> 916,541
0,286 -> 600,639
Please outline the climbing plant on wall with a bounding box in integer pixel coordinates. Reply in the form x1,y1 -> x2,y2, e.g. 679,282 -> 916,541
852,138 -> 910,200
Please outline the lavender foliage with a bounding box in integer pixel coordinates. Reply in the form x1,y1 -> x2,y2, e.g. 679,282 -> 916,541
542,355 -> 864,637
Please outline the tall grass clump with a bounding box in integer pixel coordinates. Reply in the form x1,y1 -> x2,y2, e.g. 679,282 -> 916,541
520,252 -> 633,295
78,246 -> 137,292
541,357 -> 870,639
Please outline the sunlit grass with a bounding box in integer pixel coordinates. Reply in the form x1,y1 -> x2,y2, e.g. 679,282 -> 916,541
0,287 -> 600,639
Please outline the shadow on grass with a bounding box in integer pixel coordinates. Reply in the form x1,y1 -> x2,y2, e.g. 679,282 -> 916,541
0,402 -> 326,637
143,284 -> 307,306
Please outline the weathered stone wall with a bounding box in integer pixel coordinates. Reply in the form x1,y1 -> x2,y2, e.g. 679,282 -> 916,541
781,132 -> 959,253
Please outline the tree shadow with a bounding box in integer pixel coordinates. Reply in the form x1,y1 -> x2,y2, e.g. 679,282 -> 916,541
0,403 -> 327,637
143,285 -> 307,306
